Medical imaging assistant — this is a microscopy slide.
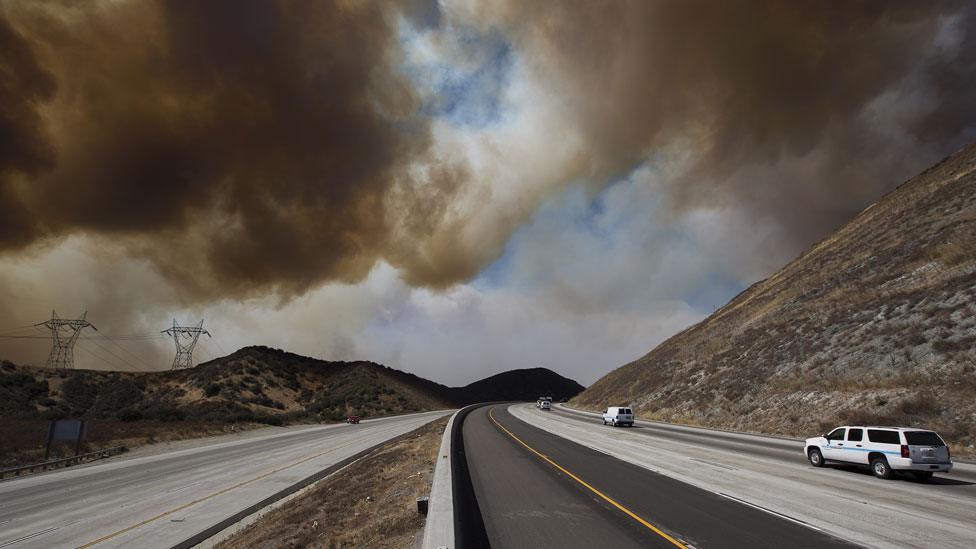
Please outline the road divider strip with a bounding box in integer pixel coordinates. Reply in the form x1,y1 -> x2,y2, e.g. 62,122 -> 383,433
421,403 -> 491,549
421,408 -> 461,549
488,407 -> 687,549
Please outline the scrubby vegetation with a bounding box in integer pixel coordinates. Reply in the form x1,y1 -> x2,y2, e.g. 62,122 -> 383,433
218,417 -> 449,549
575,143 -> 976,456
0,348 -> 454,467
1,347 -> 452,426
1,347 -> 584,468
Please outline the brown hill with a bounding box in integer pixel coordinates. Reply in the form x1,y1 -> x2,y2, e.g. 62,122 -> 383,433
1,345 -> 584,466
449,367 -> 584,403
573,143 -> 976,455
1,346 -> 454,425
1,346 -> 584,424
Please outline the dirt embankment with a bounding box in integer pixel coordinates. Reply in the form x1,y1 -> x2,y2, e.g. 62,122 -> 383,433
218,416 -> 448,549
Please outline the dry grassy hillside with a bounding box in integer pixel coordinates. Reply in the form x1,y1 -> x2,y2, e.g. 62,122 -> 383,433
0,346 -> 454,467
574,143 -> 976,455
1,346 -> 453,424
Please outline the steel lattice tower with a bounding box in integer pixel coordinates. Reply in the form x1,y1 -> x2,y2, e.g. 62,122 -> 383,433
162,319 -> 211,370
37,310 -> 97,369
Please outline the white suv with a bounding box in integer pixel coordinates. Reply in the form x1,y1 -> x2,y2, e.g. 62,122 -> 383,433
805,426 -> 952,480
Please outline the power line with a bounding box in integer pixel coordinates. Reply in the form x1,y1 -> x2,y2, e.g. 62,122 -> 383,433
162,319 -> 211,369
78,338 -> 139,370
37,310 -> 96,369
0,323 -> 42,335
75,341 -> 139,371
87,336 -> 159,371
2,333 -> 159,371
211,337 -> 228,356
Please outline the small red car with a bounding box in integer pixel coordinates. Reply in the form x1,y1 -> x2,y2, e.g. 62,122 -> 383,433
346,416 -> 360,424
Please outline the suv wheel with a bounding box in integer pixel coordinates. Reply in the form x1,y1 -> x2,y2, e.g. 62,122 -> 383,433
808,448 -> 824,467
871,457 -> 892,479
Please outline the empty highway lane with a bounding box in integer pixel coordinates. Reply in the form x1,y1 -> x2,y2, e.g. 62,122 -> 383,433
464,404 -> 851,548
511,403 -> 976,548
0,410 -> 450,548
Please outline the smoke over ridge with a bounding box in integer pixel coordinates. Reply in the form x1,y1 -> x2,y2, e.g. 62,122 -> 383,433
0,1 -> 975,378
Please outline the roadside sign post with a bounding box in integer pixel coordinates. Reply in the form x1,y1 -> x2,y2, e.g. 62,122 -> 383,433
44,419 -> 87,460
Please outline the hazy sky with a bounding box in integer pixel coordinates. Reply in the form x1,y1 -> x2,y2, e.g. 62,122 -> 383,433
1,1 -> 974,385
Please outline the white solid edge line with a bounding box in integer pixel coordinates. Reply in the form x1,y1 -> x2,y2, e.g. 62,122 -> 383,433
716,492 -> 826,533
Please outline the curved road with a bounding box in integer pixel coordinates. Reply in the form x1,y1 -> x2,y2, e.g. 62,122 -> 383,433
508,403 -> 976,548
464,404 -> 852,548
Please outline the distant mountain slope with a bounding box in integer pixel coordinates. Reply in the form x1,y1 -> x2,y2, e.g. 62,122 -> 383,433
0,346 -> 584,424
450,367 -> 584,404
1,346 -> 454,424
574,143 -> 976,453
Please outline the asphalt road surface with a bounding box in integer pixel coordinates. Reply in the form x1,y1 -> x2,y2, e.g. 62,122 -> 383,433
464,404 -> 853,548
0,410 -> 450,549
510,403 -> 976,548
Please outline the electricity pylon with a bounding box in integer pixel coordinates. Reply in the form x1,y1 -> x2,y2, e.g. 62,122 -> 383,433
162,319 -> 211,370
37,310 -> 97,369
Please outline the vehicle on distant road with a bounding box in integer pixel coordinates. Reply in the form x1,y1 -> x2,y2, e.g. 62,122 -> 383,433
540,400 -> 551,410
602,406 -> 634,427
346,416 -> 360,424
537,396 -> 552,409
805,426 -> 952,480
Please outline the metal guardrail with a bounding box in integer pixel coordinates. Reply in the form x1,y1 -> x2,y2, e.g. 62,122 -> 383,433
0,446 -> 125,480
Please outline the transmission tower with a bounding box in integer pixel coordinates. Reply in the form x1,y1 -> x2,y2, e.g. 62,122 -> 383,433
162,319 -> 211,370
36,310 -> 97,369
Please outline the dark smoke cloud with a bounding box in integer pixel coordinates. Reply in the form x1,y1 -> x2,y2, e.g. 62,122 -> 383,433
469,0 -> 976,247
1,0 -> 975,307
0,15 -> 55,249
1,0 -> 455,299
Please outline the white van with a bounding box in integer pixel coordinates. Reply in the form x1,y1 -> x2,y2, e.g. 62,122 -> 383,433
540,400 -> 551,410
805,426 -> 952,480
602,407 -> 634,427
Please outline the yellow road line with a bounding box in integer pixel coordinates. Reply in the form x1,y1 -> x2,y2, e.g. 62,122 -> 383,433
488,407 -> 686,548
76,424 -> 403,548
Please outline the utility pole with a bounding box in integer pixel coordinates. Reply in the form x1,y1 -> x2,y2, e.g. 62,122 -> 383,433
37,310 -> 97,369
162,319 -> 211,370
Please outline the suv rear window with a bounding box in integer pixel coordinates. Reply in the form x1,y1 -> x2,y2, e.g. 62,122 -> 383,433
623,409 -> 632,415
868,429 -> 900,444
905,431 -> 945,446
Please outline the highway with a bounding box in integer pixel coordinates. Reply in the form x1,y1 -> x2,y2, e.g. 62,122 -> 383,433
507,403 -> 976,548
464,404 -> 853,548
0,410 -> 450,549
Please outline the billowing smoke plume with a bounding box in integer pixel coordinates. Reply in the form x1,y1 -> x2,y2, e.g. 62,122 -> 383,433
0,15 -> 55,249
1,0 -> 975,318
1,0 -> 462,300
450,0 -> 976,247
